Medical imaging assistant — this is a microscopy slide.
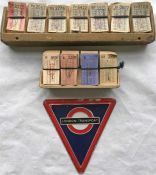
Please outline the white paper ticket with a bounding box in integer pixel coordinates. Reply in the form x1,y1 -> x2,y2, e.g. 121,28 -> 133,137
90,3 -> 108,17
70,19 -> 88,32
42,51 -> 60,69
7,18 -> 25,32
133,17 -> 151,33
100,51 -> 118,85
100,69 -> 118,85
70,4 -> 88,17
131,2 -> 151,17
48,5 -> 67,17
100,52 -> 117,68
48,19 -> 66,33
28,3 -> 46,18
111,3 -> 130,17
43,70 -> 60,85
111,18 -> 130,33
91,18 -> 109,32
27,19 -> 45,33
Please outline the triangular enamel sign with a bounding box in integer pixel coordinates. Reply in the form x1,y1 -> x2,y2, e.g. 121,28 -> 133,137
44,98 -> 116,173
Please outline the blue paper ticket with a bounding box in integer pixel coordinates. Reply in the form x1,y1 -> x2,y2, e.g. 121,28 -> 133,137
80,53 -> 99,68
81,69 -> 98,85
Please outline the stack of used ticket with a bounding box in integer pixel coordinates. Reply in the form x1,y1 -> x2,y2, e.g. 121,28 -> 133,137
110,3 -> 130,33
70,4 -> 89,32
60,51 -> 79,85
42,51 -> 79,86
80,51 -> 99,85
42,51 -> 60,85
131,2 -> 152,33
90,3 -> 109,32
7,2 -> 27,32
100,51 -> 118,85
27,3 -> 46,33
48,5 -> 67,33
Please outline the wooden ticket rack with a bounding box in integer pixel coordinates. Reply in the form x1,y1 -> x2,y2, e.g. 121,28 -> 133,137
39,50 -> 123,89
1,2 -> 155,46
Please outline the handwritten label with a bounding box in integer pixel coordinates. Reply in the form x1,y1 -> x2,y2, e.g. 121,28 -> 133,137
133,17 -> 151,32
111,18 -> 129,32
48,5 -> 67,17
131,2 -> 151,17
91,18 -> 109,32
71,4 -> 88,17
27,19 -> 45,33
90,3 -> 108,17
111,3 -> 130,17
7,18 -> 25,32
61,69 -> 77,85
70,19 -> 88,32
28,3 -> 46,18
8,2 -> 27,17
43,70 -> 60,85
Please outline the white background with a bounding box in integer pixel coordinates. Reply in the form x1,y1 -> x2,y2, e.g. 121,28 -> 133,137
0,0 -> 156,175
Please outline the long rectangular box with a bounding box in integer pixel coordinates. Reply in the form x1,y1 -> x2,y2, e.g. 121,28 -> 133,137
1,3 -> 155,46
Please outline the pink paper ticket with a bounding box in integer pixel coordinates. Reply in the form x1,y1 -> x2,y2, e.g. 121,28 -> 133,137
7,18 -> 25,32
61,54 -> 79,68
8,2 -> 27,17
61,69 -> 77,85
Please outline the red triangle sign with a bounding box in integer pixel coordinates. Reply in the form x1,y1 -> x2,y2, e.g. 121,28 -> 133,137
44,98 -> 116,173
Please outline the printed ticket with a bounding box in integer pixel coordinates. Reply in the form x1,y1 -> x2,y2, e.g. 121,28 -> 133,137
7,18 -> 25,32
61,69 -> 77,85
91,18 -> 109,32
28,3 -> 46,18
90,3 -> 108,17
80,53 -> 99,69
133,17 -> 151,32
111,3 -> 130,17
27,19 -> 45,33
81,69 -> 99,85
48,5 -> 67,17
48,19 -> 66,33
71,4 -> 88,17
131,2 -> 151,17
100,51 -> 118,85
8,1 -> 27,17
43,70 -> 60,85
61,53 -> 79,68
70,19 -> 88,32
100,52 -> 117,68
111,18 -> 130,33
43,51 -> 60,69
100,69 -> 117,85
